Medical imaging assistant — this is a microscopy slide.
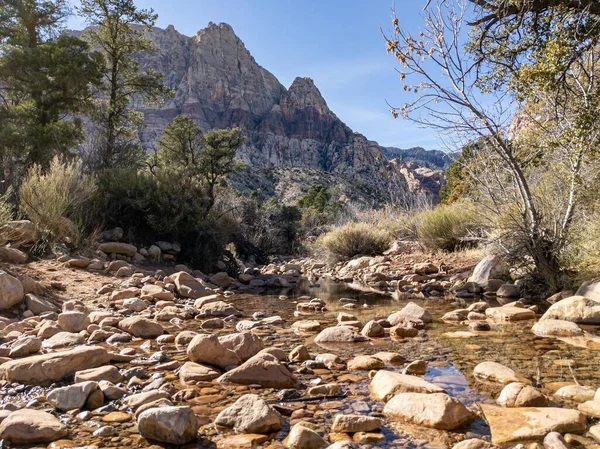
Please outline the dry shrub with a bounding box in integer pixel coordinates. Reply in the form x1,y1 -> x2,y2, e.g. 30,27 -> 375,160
416,202 -> 483,252
0,187 -> 14,226
19,157 -> 96,246
319,222 -> 392,261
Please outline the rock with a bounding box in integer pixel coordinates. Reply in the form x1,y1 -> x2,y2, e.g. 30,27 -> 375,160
390,326 -> 419,338
218,352 -> 296,388
0,247 -> 28,263
43,332 -> 84,349
118,317 -> 163,338
485,306 -> 535,322
414,262 -> 438,274
532,319 -> 583,336
497,382 -> 548,407
187,334 -> 241,368
480,404 -> 586,444
179,361 -> 221,383
369,370 -> 445,402
172,271 -> 210,298
122,390 -> 170,411
74,366 -> 122,384
331,414 -> 381,433
215,394 -> 283,434
137,406 -> 199,445
452,439 -> 498,449
473,361 -> 530,385
98,242 -> 137,257
98,381 -> 127,400
47,381 -> 100,411
496,284 -> 520,298
197,300 -> 238,317
25,294 -> 56,315
373,352 -> 405,364
314,326 -> 369,343
554,385 -> 596,402
470,256 -> 507,286
388,302 -> 432,326
384,392 -> 474,430
292,320 -> 321,332
361,320 -> 385,337
348,355 -> 385,371
546,290 -> 574,305
577,399 -> 600,417
289,345 -> 311,362
540,295 -> 600,324
0,220 -> 37,244
589,424 -> 600,443
58,311 -> 89,333
0,271 -> 23,309
308,383 -> 339,396
0,409 -> 67,444
9,336 -> 41,357
219,331 -> 264,361
283,423 -> 327,449
544,432 -> 569,449
210,272 -> 232,288
404,360 -> 428,375
0,346 -> 110,385
576,280 -> 600,301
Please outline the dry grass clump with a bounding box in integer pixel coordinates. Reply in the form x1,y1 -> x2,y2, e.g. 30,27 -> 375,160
318,221 -> 392,261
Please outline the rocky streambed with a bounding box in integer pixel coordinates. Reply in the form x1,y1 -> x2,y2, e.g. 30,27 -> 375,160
0,257 -> 599,449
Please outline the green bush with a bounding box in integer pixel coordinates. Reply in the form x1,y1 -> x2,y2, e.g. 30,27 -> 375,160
19,157 -> 96,246
319,222 -> 392,261
416,202 -> 483,252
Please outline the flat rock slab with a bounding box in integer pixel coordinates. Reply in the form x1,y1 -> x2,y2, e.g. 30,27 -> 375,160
474,362 -> 530,385
480,404 -> 587,444
370,370 -> 445,402
532,319 -> 583,337
486,306 -> 535,322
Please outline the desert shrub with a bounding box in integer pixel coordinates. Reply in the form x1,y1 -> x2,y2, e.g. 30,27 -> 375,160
19,157 -> 96,246
416,202 -> 483,252
0,187 -> 14,227
319,222 -> 392,261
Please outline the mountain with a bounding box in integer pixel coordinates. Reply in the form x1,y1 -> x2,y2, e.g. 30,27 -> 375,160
381,146 -> 457,170
80,22 -> 446,205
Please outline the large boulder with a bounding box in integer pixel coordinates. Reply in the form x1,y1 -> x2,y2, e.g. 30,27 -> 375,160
118,317 -> 163,338
314,326 -> 369,344
0,247 -> 28,263
0,220 -> 37,244
215,394 -> 283,434
98,242 -> 137,257
540,295 -> 600,324
172,271 -> 210,298
187,334 -> 240,369
370,370 -> 445,402
137,406 -> 199,445
217,352 -> 296,388
0,409 -> 67,444
480,404 -> 586,444
384,392 -> 474,430
496,382 -> 547,407
0,271 -> 23,309
388,302 -> 432,326
469,255 -> 507,287
531,319 -> 583,336
0,346 -> 110,385
576,280 -> 600,301
219,331 -> 264,361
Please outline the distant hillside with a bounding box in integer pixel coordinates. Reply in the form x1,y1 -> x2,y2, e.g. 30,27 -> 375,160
381,146 -> 457,170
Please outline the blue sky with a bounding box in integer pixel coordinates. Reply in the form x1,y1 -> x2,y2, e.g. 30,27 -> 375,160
67,0 -> 439,150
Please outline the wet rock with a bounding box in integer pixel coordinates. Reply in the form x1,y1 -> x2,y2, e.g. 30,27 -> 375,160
219,331 -> 264,361
47,381 -> 101,411
497,382 -> 548,407
384,392 -> 474,430
292,320 -> 322,332
179,361 -> 221,383
497,284 -> 520,298
390,326 -> 419,338
388,302 -> 432,326
474,361 -> 530,385
0,409 -> 67,444
0,346 -> 110,385
532,319 -> 583,336
348,355 -> 384,371
74,366 -> 122,384
197,300 -> 238,317
187,334 -> 241,368
370,370 -> 445,402
540,295 -> 600,324
373,352 -> 405,364
215,394 -> 283,433
217,352 -> 296,388
361,320 -> 384,338
331,414 -> 381,433
122,390 -> 170,412
404,360 -> 428,375
137,406 -> 199,445
118,317 -> 163,338
469,256 -> 507,286
314,326 -> 368,343
308,383 -> 339,395
290,345 -> 311,362
480,404 -> 586,444
284,423 -> 327,449
485,306 -> 536,322
452,439 -> 498,449
0,271 -> 23,309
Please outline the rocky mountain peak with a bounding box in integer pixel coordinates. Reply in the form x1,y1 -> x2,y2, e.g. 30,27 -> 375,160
285,77 -> 330,115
